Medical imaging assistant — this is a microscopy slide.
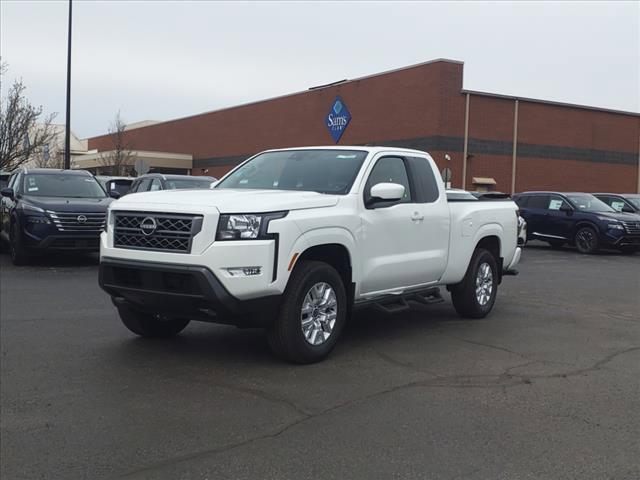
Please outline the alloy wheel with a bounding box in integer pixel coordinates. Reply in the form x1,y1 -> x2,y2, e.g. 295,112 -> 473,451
475,262 -> 493,306
576,229 -> 596,253
300,282 -> 338,346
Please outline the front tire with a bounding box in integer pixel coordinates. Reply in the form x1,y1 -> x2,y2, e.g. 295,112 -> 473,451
117,304 -> 190,337
267,260 -> 347,364
451,248 -> 498,319
574,226 -> 599,254
9,222 -> 30,266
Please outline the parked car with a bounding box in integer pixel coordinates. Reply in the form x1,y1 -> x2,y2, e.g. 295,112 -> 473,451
99,146 -> 521,363
0,168 -> 117,264
470,191 -> 511,200
0,170 -> 11,190
513,191 -> 640,254
128,173 -> 217,193
593,193 -> 640,214
96,176 -> 134,197
447,189 -> 526,246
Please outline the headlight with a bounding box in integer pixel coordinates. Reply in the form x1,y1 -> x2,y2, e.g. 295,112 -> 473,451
18,202 -> 45,213
104,209 -> 114,232
608,223 -> 624,231
216,212 -> 287,240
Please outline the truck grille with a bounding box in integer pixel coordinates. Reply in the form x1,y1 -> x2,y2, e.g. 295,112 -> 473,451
47,211 -> 106,232
622,220 -> 640,235
113,212 -> 203,253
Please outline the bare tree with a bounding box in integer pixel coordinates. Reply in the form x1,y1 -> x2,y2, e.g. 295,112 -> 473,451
98,111 -> 135,176
0,62 -> 57,171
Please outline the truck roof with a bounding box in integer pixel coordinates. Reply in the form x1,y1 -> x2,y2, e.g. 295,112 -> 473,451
260,145 -> 431,156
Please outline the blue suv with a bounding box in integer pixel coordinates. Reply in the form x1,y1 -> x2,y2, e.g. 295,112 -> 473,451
0,168 -> 117,264
513,191 -> 640,254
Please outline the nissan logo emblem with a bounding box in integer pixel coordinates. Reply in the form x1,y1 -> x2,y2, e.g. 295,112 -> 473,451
77,215 -> 87,223
140,216 -> 157,236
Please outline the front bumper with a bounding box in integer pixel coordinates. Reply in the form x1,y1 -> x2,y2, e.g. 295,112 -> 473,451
505,247 -> 522,272
99,258 -> 282,327
601,229 -> 640,248
21,222 -> 100,251
610,236 -> 640,248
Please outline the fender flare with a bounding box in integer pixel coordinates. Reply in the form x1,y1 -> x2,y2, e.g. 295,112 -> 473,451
287,227 -> 359,283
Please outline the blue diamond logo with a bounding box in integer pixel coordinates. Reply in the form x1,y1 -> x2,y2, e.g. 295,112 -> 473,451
325,96 -> 351,143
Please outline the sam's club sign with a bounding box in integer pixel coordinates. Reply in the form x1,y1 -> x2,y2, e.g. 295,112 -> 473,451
325,96 -> 351,143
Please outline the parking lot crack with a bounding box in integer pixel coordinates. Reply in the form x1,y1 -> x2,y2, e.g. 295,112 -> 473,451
116,348 -> 640,478
529,346 -> 640,381
441,335 -> 529,359
214,381 -> 313,417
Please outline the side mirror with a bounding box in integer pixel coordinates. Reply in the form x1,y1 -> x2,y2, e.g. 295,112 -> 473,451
0,187 -> 15,199
559,204 -> 572,214
109,190 -> 121,199
368,182 -> 405,206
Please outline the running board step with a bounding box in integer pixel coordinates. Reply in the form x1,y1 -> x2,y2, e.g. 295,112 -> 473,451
410,288 -> 444,305
374,296 -> 410,314
368,287 -> 443,314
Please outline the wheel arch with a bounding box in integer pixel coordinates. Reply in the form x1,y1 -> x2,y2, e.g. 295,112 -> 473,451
571,221 -> 600,239
294,243 -> 354,304
475,235 -> 503,283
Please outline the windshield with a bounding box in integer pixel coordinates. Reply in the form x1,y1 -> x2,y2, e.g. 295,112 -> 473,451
23,173 -> 107,198
567,194 -> 615,213
624,195 -> 640,209
216,149 -> 368,195
165,178 -> 215,190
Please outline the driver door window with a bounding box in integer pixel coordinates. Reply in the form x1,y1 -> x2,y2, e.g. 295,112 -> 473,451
364,156 -> 411,207
135,178 -> 152,192
149,179 -> 162,191
548,196 -> 570,211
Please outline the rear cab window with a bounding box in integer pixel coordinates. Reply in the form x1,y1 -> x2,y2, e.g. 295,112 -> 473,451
406,156 -> 439,203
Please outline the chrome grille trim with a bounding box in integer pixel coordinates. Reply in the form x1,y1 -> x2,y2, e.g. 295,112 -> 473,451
46,210 -> 106,232
621,221 -> 640,235
113,212 -> 203,253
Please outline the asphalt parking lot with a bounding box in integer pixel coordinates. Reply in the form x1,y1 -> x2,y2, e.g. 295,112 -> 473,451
1,243 -> 639,480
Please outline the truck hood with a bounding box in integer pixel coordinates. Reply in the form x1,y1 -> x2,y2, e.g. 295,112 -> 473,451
113,188 -> 340,213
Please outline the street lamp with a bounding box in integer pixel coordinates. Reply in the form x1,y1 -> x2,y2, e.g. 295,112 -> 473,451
64,0 -> 72,169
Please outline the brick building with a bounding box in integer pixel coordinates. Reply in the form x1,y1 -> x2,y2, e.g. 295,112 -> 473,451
86,59 -> 640,193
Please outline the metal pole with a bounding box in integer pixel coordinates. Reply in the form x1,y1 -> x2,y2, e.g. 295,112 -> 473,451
64,0 -> 72,169
637,133 -> 640,194
461,93 -> 470,189
511,99 -> 519,194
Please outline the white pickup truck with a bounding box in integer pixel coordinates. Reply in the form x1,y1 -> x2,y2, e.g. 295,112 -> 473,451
99,146 -> 522,363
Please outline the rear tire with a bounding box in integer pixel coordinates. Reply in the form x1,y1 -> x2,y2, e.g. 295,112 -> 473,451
267,260 -> 347,364
451,248 -> 498,319
117,304 -> 190,337
574,226 -> 599,254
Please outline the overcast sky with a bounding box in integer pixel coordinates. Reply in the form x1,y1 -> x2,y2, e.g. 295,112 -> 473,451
1,1 -> 638,139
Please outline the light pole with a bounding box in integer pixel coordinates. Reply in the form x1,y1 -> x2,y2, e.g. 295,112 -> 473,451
64,0 -> 72,169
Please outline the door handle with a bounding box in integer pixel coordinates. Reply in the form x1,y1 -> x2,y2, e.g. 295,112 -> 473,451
411,213 -> 424,222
